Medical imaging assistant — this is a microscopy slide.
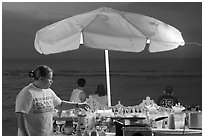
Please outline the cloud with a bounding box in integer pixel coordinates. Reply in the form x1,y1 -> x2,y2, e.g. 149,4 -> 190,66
2,2 -> 68,20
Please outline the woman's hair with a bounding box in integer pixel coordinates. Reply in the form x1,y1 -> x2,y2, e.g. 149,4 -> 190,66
95,84 -> 106,97
28,65 -> 53,80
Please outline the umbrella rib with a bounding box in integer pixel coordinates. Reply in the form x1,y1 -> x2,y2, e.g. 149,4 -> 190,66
118,13 -> 149,39
108,8 -> 183,45
82,8 -> 119,49
119,15 -> 182,45
108,8 -> 148,38
82,8 -> 105,36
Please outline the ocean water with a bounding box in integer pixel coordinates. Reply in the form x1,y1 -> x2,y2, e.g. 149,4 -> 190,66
2,58 -> 202,135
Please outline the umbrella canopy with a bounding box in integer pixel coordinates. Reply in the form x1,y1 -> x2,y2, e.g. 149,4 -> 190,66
34,7 -> 185,107
35,7 -> 185,54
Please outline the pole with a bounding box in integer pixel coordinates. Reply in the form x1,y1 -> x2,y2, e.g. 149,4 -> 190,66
105,50 -> 111,107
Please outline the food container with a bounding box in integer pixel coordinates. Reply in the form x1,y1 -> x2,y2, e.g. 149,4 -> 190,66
174,113 -> 186,129
187,112 -> 202,129
168,113 -> 175,129
156,113 -> 186,129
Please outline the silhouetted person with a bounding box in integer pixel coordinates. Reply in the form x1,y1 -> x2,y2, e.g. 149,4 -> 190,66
157,85 -> 179,108
91,84 -> 108,106
70,78 -> 86,103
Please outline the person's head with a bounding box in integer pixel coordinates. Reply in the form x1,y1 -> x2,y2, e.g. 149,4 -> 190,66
77,78 -> 86,87
95,84 -> 106,97
29,65 -> 53,89
164,85 -> 174,95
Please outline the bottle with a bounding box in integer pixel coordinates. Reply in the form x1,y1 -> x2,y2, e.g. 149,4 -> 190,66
168,113 -> 175,129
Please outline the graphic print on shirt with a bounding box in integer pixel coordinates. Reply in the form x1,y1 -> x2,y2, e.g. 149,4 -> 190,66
32,96 -> 54,114
160,98 -> 174,108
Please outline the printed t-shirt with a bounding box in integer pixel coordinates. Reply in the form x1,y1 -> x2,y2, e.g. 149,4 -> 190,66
15,83 -> 62,136
157,95 -> 178,108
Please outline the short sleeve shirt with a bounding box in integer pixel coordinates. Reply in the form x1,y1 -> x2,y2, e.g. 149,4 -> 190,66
70,88 -> 84,103
15,83 -> 62,136
157,95 -> 178,108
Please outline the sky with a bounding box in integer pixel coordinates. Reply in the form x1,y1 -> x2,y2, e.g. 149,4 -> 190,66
2,2 -> 202,59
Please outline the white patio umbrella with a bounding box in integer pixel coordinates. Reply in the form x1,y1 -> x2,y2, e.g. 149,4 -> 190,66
34,7 -> 185,107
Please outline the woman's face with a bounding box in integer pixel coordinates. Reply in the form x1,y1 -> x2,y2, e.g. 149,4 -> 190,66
40,72 -> 53,89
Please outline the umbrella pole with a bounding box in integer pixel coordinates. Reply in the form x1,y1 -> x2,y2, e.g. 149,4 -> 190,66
105,50 -> 111,107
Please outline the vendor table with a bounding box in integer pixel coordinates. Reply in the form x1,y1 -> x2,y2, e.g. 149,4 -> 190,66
54,132 -> 116,136
152,128 -> 202,136
54,129 -> 202,136
53,116 -> 202,136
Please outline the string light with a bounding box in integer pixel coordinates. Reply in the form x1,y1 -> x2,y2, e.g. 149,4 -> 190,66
185,42 -> 202,46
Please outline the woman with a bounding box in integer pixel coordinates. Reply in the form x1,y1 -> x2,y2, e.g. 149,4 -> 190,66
91,84 -> 108,106
15,65 -> 89,136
